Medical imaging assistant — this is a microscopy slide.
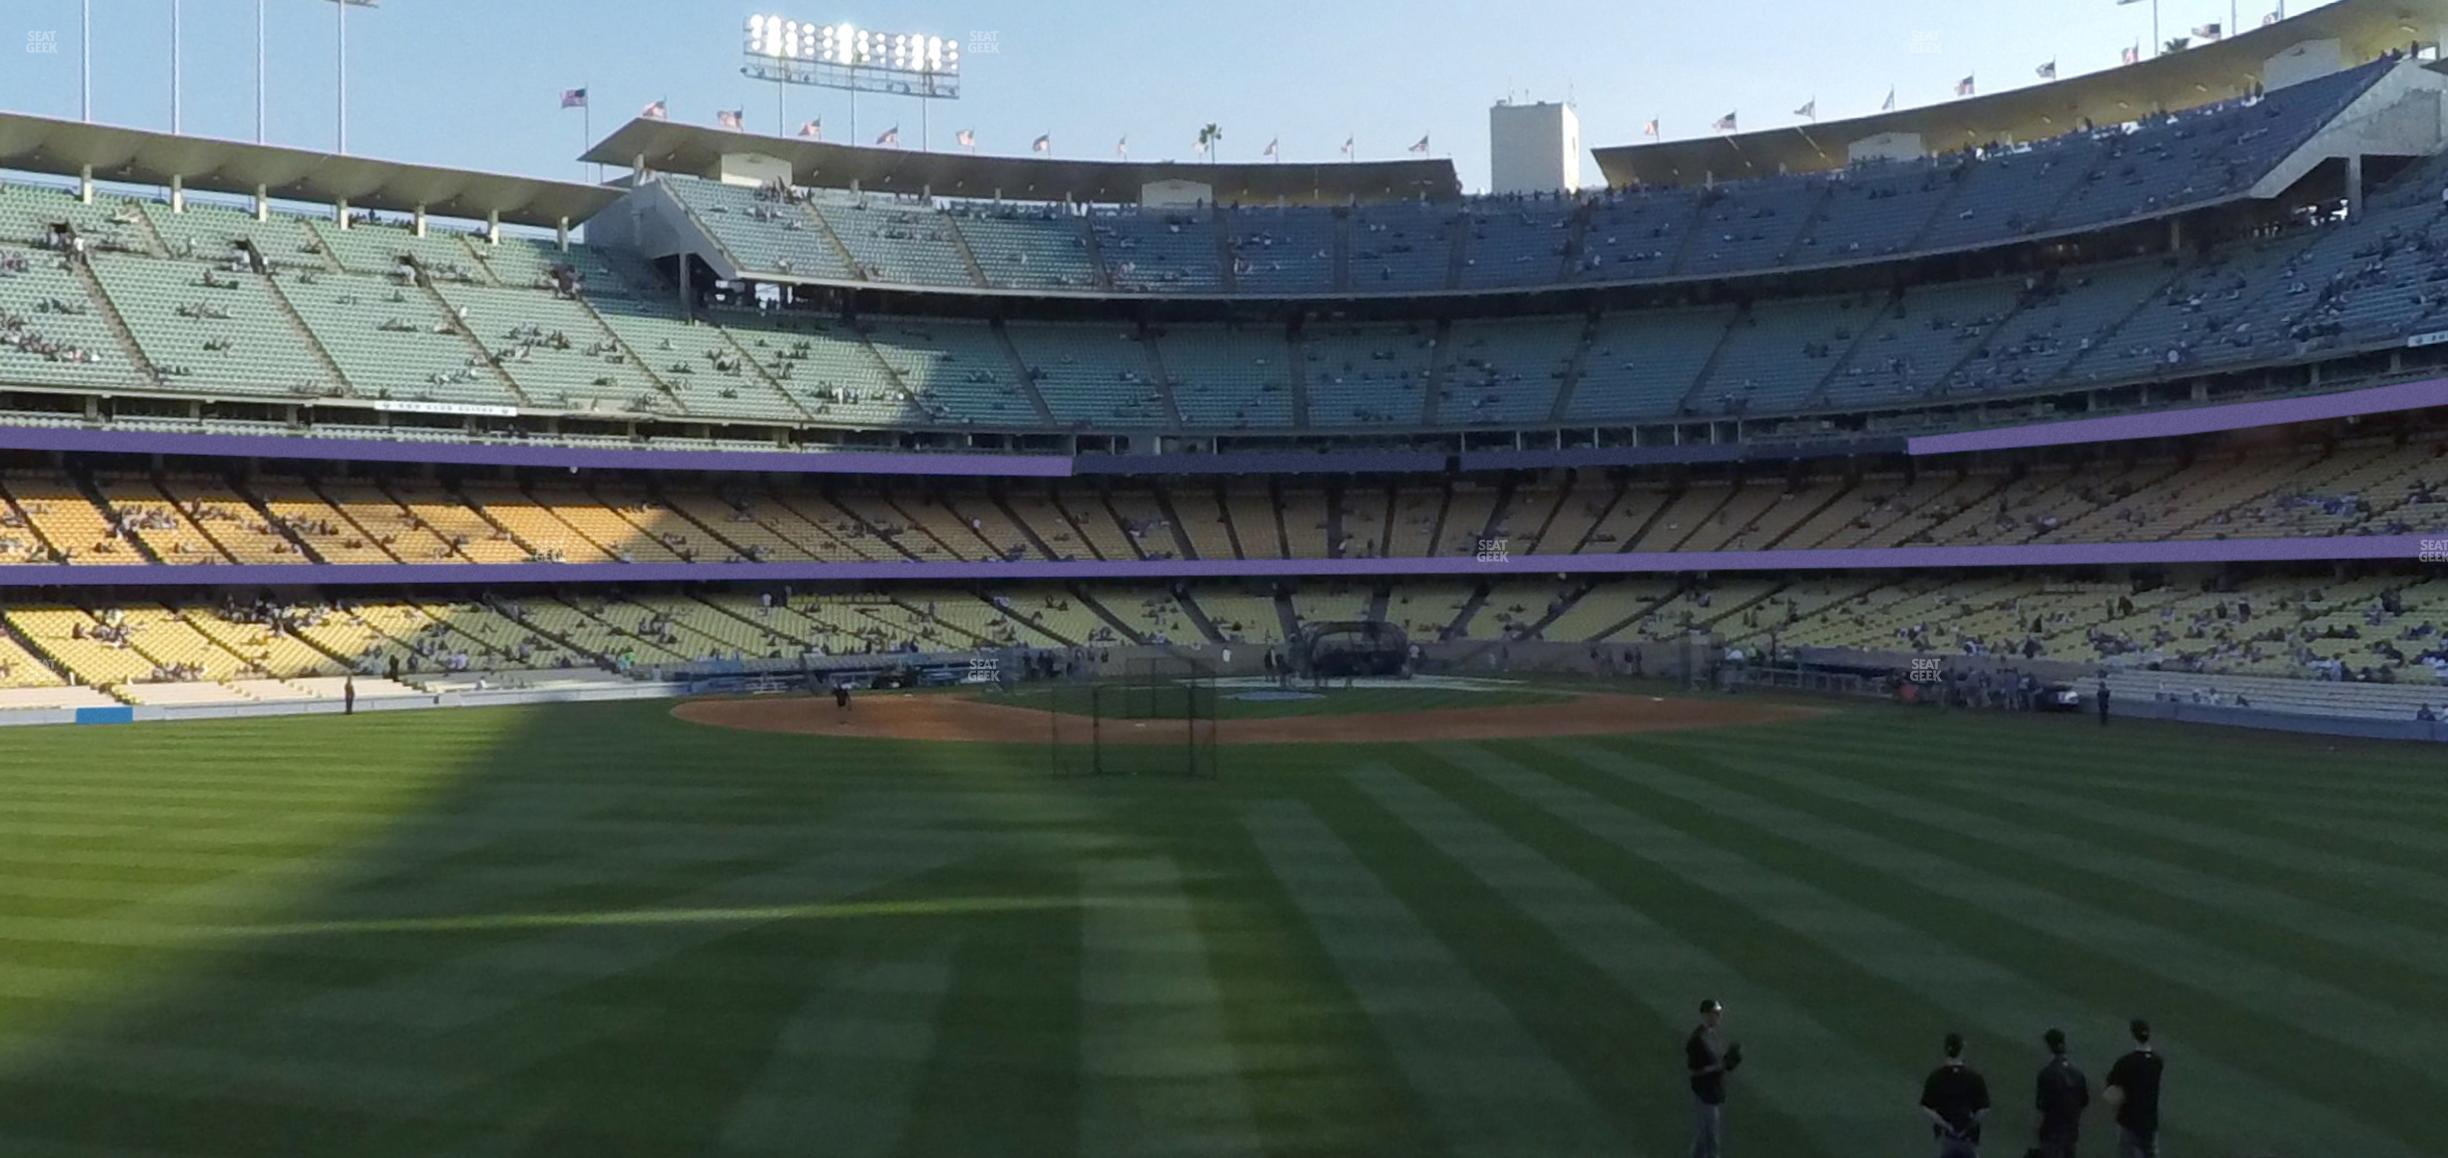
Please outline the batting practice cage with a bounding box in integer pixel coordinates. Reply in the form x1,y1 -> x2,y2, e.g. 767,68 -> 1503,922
1298,620 -> 1411,680
1048,657 -> 1219,779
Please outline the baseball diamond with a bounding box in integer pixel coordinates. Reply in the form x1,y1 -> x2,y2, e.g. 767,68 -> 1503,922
4,1 -> 2448,1154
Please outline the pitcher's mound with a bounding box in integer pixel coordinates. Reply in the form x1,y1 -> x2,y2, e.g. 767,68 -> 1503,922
674,689 -> 1816,746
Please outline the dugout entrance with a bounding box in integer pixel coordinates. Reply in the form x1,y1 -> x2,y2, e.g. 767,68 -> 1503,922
1298,620 -> 1410,680
1047,656 -> 1218,779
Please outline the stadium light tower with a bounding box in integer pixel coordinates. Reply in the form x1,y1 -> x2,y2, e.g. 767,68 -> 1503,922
325,0 -> 379,155
740,15 -> 961,148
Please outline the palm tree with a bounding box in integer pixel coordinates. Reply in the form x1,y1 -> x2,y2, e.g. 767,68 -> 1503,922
2163,36 -> 2191,53
1197,122 -> 1222,163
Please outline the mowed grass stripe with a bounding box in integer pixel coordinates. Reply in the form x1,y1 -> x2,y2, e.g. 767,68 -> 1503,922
1829,755 -> 2448,930
1246,799 -> 1626,1158
1348,760 -> 1903,1157
1077,857 -> 1261,1158
1167,789 -> 1451,1158
0,815 -> 873,934
1642,739 -> 2448,987
1747,710 -> 2448,788
1664,723 -> 2448,907
1290,771 -> 1703,1158
891,857 -> 1087,1158
1552,738 -> 2448,1150
1441,742 -> 2412,1158
2261,810 -> 2448,858
720,942 -> 958,1156
282,828 -> 984,1033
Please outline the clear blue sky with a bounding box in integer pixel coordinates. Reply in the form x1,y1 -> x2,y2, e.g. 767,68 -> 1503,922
0,0 -> 2335,194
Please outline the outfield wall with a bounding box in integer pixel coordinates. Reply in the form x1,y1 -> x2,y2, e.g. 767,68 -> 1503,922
2116,698 -> 2448,743
0,680 -> 687,729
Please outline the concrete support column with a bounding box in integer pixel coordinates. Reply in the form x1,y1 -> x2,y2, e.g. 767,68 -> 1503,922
78,165 -> 93,204
169,173 -> 185,213
486,210 -> 501,245
254,184 -> 269,221
556,216 -> 570,250
412,205 -> 427,238
2347,153 -> 2365,218
335,199 -> 351,229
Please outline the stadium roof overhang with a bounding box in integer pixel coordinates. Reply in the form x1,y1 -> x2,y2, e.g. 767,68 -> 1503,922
582,119 -> 1464,206
0,111 -> 621,229
1592,0 -> 2448,186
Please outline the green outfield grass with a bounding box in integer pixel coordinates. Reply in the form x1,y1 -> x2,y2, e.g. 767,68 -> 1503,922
0,694 -> 2443,1156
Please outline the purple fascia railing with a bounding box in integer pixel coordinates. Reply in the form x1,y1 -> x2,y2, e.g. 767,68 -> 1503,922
0,425 -> 1073,478
5,534 -> 2439,588
3,370 -> 2440,479
1908,376 -> 2448,456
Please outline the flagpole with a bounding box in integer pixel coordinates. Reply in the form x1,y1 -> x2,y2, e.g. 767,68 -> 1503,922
2153,0 -> 2160,56
584,84 -> 594,184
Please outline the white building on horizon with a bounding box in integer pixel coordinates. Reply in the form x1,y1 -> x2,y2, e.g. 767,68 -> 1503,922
1489,99 -> 1581,196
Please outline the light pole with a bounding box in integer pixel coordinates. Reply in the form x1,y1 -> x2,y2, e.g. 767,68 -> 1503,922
257,0 -> 266,143
171,0 -> 181,133
80,0 -> 90,122
741,17 -> 959,157
325,0 -> 379,155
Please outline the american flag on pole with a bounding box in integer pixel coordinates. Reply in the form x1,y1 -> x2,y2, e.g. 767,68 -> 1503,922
956,129 -> 975,149
876,126 -> 899,146
1408,134 -> 1430,154
2192,21 -> 2222,39
560,88 -> 588,109
2035,60 -> 2057,79
1643,118 -> 1659,138
1115,136 -> 1127,158
1793,98 -> 1815,119
1955,75 -> 1975,96
2122,43 -> 2141,65
717,109 -> 744,130
1882,88 -> 1896,111
1339,136 -> 1354,156
640,99 -> 667,121
1033,134 -> 1051,153
798,119 -> 822,139
1711,111 -> 1737,133
2264,9 -> 2282,25
1263,138 -> 1278,158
